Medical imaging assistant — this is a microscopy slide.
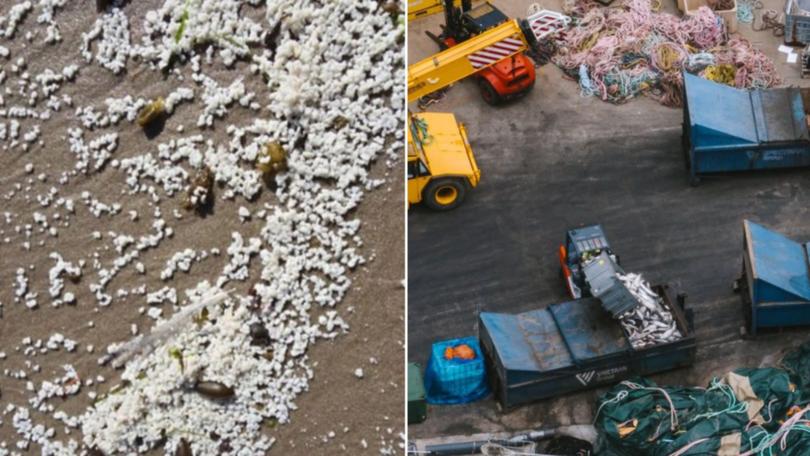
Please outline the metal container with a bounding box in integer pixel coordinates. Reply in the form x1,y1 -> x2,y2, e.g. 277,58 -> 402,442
682,72 -> 810,185
408,363 -> 428,424
786,0 -> 810,45
479,285 -> 696,410
736,220 -> 810,335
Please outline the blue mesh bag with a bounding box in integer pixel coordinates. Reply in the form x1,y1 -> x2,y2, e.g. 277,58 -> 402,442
424,336 -> 490,404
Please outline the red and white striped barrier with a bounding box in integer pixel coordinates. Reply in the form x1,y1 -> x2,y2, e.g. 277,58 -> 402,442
467,37 -> 524,69
526,9 -> 571,41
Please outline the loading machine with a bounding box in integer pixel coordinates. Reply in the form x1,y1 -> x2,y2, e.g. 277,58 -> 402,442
558,224 -> 640,318
409,1 -> 569,105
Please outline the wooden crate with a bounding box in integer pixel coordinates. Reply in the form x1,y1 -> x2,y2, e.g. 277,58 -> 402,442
683,0 -> 738,33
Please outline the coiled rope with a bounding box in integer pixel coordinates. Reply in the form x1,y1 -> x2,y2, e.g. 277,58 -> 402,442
549,0 -> 780,107
593,381 -> 679,431
737,0 -> 763,23
753,9 -> 785,36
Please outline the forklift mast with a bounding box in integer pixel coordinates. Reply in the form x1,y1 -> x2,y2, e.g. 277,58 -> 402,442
441,0 -> 511,43
442,0 -> 473,42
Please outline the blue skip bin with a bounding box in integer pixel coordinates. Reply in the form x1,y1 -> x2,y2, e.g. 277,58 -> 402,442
737,219 -> 810,335
479,288 -> 696,410
681,72 -> 810,185
424,336 -> 490,404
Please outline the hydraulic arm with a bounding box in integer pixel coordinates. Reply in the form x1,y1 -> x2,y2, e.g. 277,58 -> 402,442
408,19 -> 532,102
407,7 -> 569,104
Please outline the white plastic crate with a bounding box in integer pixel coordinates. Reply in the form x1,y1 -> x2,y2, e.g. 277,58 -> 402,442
786,0 -> 810,45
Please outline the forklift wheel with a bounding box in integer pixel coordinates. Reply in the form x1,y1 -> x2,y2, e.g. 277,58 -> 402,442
478,79 -> 503,106
423,178 -> 466,211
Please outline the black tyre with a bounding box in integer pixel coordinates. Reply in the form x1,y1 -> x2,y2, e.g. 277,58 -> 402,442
423,178 -> 466,211
478,78 -> 503,106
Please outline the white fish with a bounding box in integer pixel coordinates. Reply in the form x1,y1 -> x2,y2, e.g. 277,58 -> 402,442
618,273 -> 683,349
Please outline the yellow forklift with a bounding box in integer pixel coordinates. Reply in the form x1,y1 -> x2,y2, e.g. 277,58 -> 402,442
407,3 -> 569,210
409,1 -> 542,105
408,112 -> 480,211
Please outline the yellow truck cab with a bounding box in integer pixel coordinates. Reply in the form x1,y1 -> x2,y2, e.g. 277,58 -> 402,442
408,112 -> 481,210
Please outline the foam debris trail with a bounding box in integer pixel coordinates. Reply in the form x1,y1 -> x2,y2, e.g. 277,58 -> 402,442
0,0 -> 404,453
109,289 -> 229,368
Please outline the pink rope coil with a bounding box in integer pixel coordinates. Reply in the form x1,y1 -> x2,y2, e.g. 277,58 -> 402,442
550,0 -> 781,106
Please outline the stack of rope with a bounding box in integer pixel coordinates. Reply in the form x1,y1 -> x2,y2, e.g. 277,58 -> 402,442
549,0 -> 781,107
736,0 -> 762,24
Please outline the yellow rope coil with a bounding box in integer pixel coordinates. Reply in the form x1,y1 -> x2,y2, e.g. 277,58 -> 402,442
655,44 -> 682,73
703,64 -> 736,85
580,32 -> 600,51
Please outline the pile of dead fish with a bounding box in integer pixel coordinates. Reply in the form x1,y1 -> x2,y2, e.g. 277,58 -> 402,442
617,273 -> 682,349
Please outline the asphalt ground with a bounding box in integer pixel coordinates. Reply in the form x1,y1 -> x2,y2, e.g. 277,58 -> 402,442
407,0 -> 810,439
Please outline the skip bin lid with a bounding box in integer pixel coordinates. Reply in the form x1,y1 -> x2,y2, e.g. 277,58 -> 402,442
480,309 -> 573,373
685,73 -> 808,146
744,220 -> 810,303
480,298 -> 629,374
684,73 -> 758,148
549,298 -> 629,362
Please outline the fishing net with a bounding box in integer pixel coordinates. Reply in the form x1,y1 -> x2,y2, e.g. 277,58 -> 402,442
547,0 -> 780,106
780,342 -> 810,394
594,342 -> 810,455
